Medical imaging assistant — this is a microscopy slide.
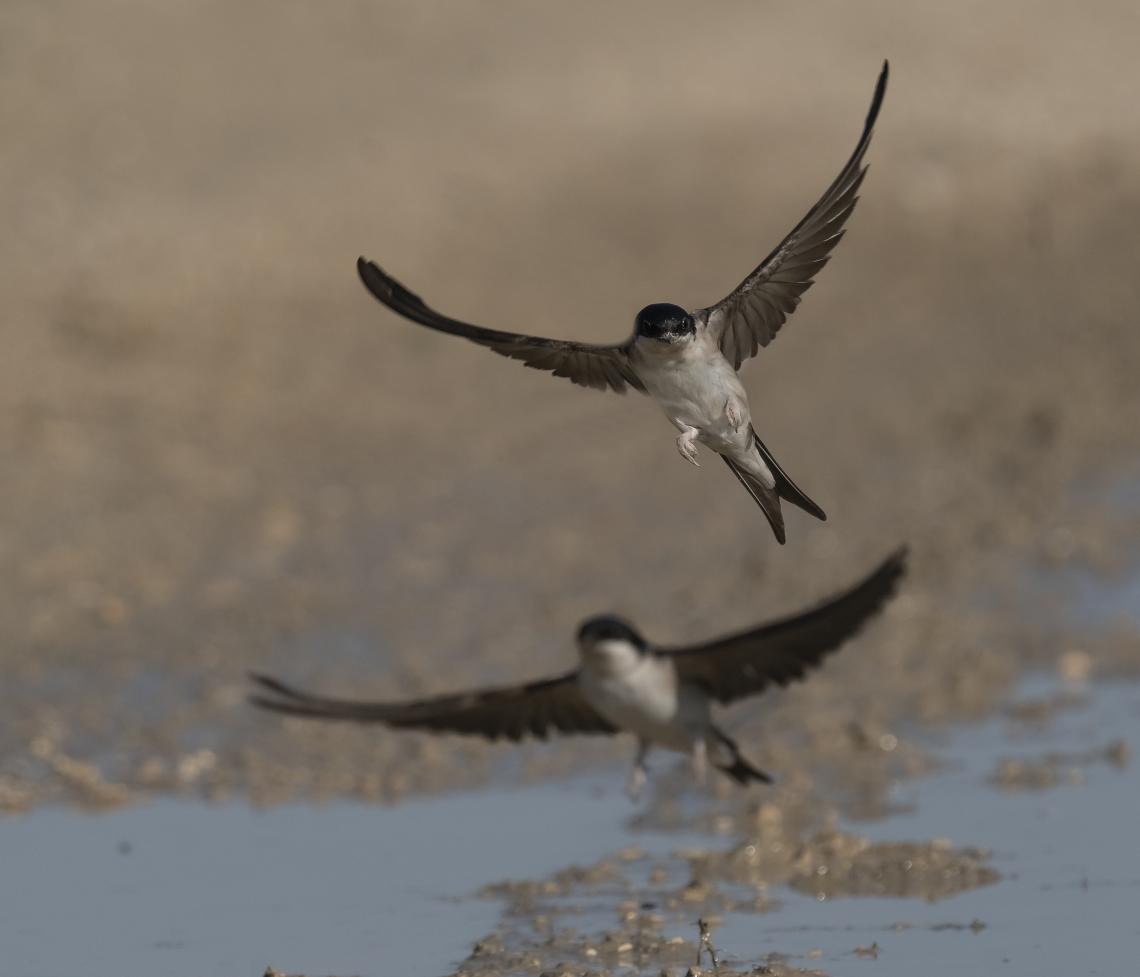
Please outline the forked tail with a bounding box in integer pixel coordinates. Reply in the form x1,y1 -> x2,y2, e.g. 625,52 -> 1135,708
721,454 -> 787,544
752,428 -> 826,522
721,428 -> 826,543
712,727 -> 772,786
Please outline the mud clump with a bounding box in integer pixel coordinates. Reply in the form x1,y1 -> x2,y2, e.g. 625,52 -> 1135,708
691,829 -> 998,902
988,739 -> 1130,791
677,800 -> 999,902
458,795 -> 1000,976
461,845 -> 826,977
453,925 -> 824,977
787,836 -> 999,902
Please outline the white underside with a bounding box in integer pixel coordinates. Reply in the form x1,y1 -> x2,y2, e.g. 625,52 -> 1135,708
630,329 -> 774,487
577,642 -> 711,754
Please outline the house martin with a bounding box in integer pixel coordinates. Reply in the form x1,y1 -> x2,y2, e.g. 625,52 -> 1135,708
356,63 -> 889,543
250,546 -> 906,798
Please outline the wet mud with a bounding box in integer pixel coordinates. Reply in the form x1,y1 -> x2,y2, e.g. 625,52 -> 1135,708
459,832 -> 997,975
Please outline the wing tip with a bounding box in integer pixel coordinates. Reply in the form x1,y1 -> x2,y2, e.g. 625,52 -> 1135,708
247,691 -> 308,717
866,60 -> 890,132
875,543 -> 910,594
885,542 -> 909,570
248,671 -> 292,696
247,672 -> 318,715
356,255 -> 389,298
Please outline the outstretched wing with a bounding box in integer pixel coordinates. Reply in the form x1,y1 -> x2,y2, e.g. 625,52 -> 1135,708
357,258 -> 645,394
700,62 -> 889,370
249,670 -> 616,742
662,546 -> 906,705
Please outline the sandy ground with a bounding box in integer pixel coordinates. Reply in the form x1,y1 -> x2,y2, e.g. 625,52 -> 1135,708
2,0 -> 1139,836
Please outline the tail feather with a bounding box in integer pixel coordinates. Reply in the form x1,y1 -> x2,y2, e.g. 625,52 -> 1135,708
751,428 -> 826,522
721,455 -> 786,544
712,728 -> 773,786
719,755 -> 772,785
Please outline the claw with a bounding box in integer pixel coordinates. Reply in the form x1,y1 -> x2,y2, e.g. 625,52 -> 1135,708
628,741 -> 650,801
724,398 -> 744,431
626,764 -> 647,801
676,431 -> 701,468
691,739 -> 708,785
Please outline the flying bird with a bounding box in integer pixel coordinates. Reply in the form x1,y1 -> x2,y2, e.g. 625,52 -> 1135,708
250,547 -> 906,798
356,63 -> 889,544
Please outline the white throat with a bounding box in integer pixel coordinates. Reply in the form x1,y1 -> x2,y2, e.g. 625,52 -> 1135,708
579,638 -> 643,678
634,332 -> 696,358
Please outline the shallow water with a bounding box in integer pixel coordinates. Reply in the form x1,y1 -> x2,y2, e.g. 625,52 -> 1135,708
0,785 -> 602,977
0,774 -> 697,977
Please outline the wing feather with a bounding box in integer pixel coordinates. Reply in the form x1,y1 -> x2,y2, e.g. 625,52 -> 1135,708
249,670 -> 617,741
662,547 -> 907,705
357,258 -> 645,394
701,63 -> 889,369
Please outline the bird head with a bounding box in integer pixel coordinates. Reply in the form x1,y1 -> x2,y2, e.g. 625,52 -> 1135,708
576,614 -> 648,670
635,303 -> 695,344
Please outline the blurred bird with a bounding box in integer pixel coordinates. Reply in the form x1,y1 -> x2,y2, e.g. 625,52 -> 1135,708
356,63 -> 888,543
250,547 -> 906,798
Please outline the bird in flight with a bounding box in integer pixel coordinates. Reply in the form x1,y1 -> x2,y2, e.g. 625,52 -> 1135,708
356,63 -> 888,544
250,547 -> 906,799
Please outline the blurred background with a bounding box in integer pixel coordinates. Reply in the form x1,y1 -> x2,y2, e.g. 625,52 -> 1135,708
2,0 -> 1139,811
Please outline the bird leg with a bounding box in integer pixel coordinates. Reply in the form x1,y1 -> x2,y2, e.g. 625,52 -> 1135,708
675,425 -> 701,468
690,738 -> 708,785
697,918 -> 721,970
723,396 -> 745,431
627,740 -> 650,800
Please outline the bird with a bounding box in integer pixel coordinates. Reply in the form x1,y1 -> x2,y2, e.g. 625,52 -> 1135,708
249,546 -> 906,799
355,63 -> 889,544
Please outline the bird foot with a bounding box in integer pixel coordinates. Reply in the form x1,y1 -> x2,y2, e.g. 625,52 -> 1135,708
676,431 -> 701,468
627,764 -> 648,801
691,740 -> 708,785
724,397 -> 744,431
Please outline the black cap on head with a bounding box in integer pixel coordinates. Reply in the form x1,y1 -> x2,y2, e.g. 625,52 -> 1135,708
635,303 -> 694,341
577,614 -> 646,650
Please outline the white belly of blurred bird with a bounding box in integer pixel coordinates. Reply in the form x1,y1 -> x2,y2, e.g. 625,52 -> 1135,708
578,655 -> 710,753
